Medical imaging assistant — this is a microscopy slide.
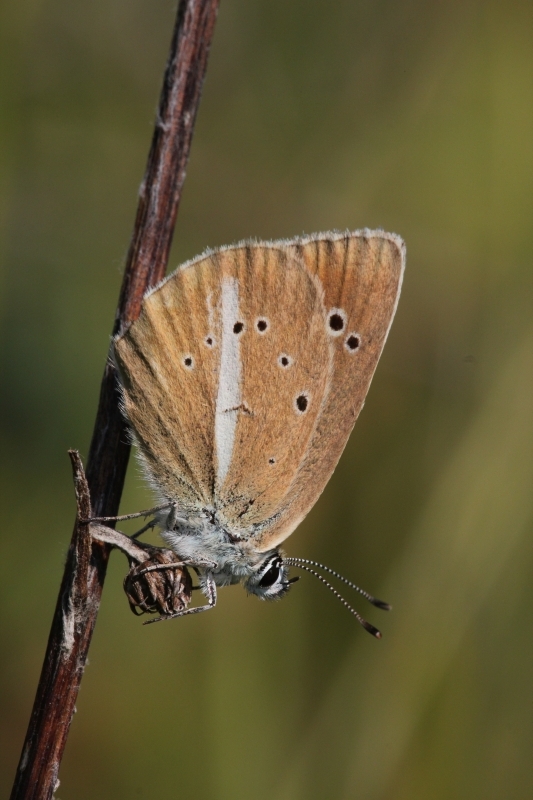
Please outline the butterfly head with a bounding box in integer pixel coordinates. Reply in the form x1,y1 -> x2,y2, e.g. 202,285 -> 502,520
244,552 -> 298,600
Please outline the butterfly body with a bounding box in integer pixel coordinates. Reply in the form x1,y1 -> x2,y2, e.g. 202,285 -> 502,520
161,521 -> 284,594
113,229 -> 405,611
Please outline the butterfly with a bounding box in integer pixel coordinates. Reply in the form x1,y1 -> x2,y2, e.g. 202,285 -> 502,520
111,229 -> 405,634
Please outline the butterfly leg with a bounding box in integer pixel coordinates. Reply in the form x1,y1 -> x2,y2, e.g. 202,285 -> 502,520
83,502 -> 172,524
85,501 -> 179,539
143,571 -> 217,624
135,558 -> 217,577
130,518 -> 158,539
165,501 -> 178,530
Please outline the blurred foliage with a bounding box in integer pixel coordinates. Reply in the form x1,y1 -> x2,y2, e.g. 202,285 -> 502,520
1,1 -> 533,798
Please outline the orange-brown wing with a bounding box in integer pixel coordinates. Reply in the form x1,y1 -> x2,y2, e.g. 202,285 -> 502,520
113,244 -> 334,525
212,245 -> 332,535
252,229 -> 405,550
113,253 -> 223,511
114,231 -> 404,539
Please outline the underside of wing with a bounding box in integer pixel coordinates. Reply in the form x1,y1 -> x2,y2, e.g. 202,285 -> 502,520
252,229 -> 405,550
114,229 -> 404,543
113,244 -> 334,524
113,256 -> 223,510
211,246 -> 332,534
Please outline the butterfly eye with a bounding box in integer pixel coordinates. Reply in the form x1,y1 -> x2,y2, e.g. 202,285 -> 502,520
259,563 -> 281,588
245,554 -> 290,600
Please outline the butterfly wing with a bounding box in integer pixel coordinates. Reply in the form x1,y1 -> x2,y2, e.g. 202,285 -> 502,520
251,229 -> 405,550
114,230 -> 404,544
113,244 -> 334,522
113,254 -> 222,510
212,245 -> 332,534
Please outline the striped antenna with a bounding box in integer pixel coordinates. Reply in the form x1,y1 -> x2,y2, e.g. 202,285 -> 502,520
284,558 -> 391,638
284,557 -> 391,610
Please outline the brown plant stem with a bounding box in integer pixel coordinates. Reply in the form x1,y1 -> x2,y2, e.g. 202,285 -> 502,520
10,2 -> 220,798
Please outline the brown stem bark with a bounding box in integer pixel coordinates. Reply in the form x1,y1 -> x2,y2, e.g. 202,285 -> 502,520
10,2 -> 220,798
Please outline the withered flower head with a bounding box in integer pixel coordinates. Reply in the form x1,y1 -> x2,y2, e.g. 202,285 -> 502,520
124,549 -> 193,617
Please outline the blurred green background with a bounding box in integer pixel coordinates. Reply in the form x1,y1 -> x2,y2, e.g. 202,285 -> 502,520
1,1 -> 533,798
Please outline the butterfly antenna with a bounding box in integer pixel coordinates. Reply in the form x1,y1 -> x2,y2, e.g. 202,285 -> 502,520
285,561 -> 383,639
285,557 -> 391,610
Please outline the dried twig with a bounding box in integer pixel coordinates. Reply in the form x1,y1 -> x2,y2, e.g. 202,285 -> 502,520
10,2 -> 220,798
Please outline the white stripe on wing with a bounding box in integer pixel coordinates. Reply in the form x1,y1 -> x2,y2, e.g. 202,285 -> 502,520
215,277 -> 241,486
